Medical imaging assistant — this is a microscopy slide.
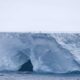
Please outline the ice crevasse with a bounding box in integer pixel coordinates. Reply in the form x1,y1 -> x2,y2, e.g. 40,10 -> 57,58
0,33 -> 80,73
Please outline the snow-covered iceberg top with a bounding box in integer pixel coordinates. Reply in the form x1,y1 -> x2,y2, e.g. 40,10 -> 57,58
0,33 -> 80,73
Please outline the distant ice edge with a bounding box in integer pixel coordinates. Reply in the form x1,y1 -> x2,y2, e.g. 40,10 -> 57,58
0,33 -> 80,73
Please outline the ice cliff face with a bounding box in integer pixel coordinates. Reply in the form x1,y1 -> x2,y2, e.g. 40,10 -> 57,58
0,33 -> 80,73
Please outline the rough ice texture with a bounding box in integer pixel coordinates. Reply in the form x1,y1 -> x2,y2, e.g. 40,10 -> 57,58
0,33 -> 80,73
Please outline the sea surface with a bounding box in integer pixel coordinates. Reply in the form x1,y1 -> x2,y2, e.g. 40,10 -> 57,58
0,71 -> 80,80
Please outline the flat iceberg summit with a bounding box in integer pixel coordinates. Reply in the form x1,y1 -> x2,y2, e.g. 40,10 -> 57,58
0,33 -> 80,73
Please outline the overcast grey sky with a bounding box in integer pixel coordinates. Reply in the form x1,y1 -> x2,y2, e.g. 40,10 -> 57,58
0,0 -> 80,32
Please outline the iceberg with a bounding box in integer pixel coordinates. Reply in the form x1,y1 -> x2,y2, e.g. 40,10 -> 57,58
0,33 -> 80,73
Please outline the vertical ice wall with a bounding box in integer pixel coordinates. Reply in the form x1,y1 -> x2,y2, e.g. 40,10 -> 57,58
0,33 -> 80,73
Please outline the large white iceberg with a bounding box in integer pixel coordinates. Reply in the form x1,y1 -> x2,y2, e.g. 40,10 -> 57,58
0,33 -> 80,73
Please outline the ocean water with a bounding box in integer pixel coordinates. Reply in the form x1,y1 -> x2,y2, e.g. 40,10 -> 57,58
0,71 -> 80,80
